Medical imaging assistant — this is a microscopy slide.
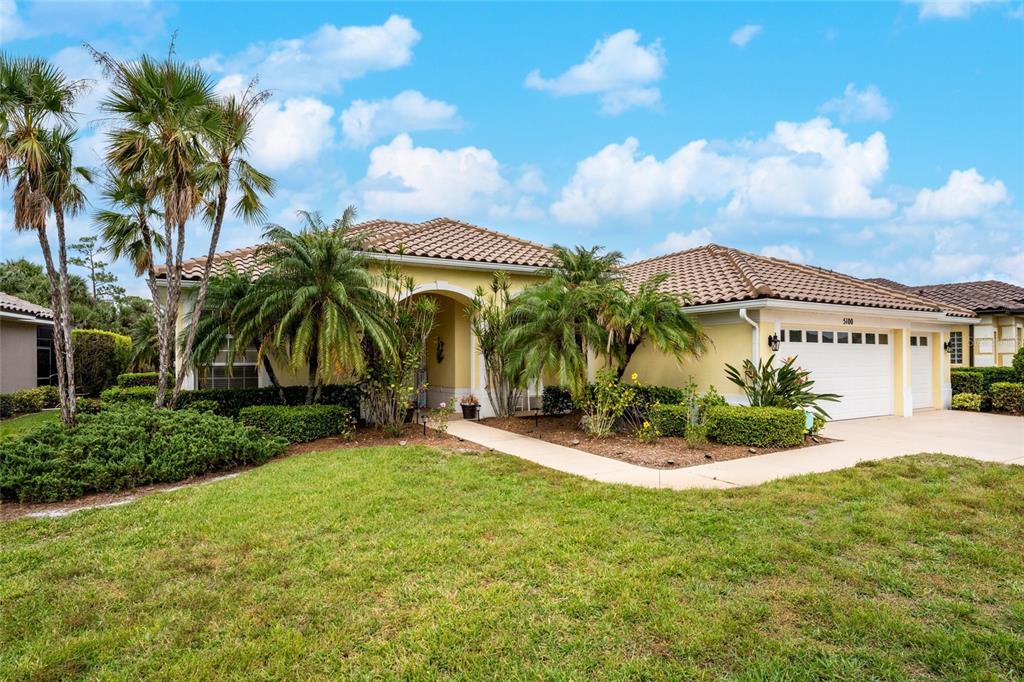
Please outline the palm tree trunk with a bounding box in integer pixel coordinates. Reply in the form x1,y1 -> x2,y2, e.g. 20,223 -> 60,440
306,355 -> 318,405
53,203 -> 77,424
171,174 -> 229,407
139,213 -> 169,395
153,210 -> 177,408
261,354 -> 285,403
33,224 -> 72,426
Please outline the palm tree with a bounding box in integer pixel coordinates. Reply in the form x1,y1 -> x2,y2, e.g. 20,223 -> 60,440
466,272 -> 527,417
604,273 -> 709,378
92,47 -> 222,407
0,54 -> 89,426
128,313 -> 159,372
189,266 -> 286,401
504,245 -> 621,399
251,208 -> 393,403
171,86 -> 274,406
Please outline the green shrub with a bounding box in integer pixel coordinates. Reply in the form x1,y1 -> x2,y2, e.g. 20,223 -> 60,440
990,382 -> 1024,414
76,397 -> 102,414
0,403 -> 287,502
950,370 -> 983,396
951,392 -> 982,411
649,403 -> 689,437
239,404 -> 356,443
684,422 -> 709,447
707,405 -> 805,447
0,395 -> 12,419
100,383 -> 363,417
1014,347 -> 1024,380
116,372 -> 170,388
542,386 -> 573,415
6,387 -> 50,414
72,329 -> 131,396
632,384 -> 692,409
956,366 -> 1019,393
185,399 -> 219,414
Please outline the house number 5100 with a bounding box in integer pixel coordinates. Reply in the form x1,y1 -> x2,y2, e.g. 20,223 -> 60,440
842,318 -> 854,325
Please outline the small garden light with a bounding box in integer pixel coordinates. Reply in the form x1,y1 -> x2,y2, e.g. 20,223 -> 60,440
767,334 -> 781,352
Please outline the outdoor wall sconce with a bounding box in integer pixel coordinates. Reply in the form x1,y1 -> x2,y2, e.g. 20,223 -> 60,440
435,337 -> 445,364
767,334 -> 781,352
943,341 -> 954,353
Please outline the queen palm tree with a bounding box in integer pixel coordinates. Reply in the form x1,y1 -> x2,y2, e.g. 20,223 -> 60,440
1,54 -> 89,425
504,245 -> 621,399
251,208 -> 393,403
92,47 -> 222,407
171,87 -> 274,406
604,273 -> 709,378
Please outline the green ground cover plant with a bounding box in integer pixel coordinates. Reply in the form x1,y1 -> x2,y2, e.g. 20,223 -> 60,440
0,449 -> 1021,679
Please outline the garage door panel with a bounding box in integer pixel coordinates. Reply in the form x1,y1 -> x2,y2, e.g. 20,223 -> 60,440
911,336 -> 933,409
779,327 -> 893,420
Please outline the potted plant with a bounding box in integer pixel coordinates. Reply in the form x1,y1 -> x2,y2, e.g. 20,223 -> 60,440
460,394 -> 481,419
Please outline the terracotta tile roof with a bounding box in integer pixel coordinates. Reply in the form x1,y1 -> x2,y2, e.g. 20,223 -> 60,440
624,245 -> 975,318
159,217 -> 553,279
870,279 -> 1024,314
0,292 -> 54,320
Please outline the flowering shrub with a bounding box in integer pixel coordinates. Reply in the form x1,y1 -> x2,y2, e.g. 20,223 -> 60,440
579,369 -> 635,438
634,420 -> 659,443
429,401 -> 455,433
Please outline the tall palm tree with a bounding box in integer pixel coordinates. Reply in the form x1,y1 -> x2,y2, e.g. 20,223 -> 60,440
504,245 -> 622,399
92,47 -> 222,407
251,208 -> 393,403
190,266 -> 285,401
171,86 -> 274,406
128,313 -> 159,372
0,54 -> 88,426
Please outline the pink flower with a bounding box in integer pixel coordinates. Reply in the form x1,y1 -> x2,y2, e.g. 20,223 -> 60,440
439,402 -> 447,408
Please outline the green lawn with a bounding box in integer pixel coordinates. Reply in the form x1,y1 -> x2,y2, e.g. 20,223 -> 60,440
2,447 -> 1022,680
0,410 -> 58,440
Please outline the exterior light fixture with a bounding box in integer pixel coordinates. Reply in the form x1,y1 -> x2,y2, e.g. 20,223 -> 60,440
767,334 -> 781,352
943,340 -> 954,353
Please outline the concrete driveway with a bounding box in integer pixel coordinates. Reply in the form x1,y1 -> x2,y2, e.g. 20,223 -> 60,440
449,410 -> 1023,490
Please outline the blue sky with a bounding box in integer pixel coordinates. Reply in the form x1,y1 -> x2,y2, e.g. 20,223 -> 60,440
2,0 -> 1022,295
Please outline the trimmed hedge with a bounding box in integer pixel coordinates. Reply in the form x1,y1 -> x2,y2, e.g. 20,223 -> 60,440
649,403 -> 689,437
116,372 -> 170,388
239,404 -> 356,443
990,382 -> 1024,414
542,386 -> 573,415
100,383 -> 363,417
951,393 -> 982,411
0,403 -> 287,502
72,329 -> 131,396
951,370 -> 983,396
707,405 -> 805,448
633,385 -> 691,409
952,367 -> 1019,394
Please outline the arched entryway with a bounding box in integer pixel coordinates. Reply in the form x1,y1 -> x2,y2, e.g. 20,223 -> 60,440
403,282 -> 477,412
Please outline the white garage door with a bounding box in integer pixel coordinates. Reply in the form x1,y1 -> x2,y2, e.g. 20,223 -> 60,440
910,335 -> 933,409
779,328 -> 894,420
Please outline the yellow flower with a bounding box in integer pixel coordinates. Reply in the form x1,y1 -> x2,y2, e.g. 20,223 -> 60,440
631,372 -> 639,382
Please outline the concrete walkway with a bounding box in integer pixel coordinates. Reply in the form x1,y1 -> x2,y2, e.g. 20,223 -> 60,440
446,410 -> 1024,490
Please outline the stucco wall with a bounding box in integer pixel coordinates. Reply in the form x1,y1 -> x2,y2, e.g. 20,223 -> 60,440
0,318 -> 39,393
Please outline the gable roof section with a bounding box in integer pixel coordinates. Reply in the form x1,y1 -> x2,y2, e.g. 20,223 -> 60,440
624,244 -> 975,317
0,292 -> 54,320
162,217 -> 553,280
869,279 -> 1024,314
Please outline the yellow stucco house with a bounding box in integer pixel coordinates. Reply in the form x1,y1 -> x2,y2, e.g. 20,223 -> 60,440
869,279 -> 1024,369
161,218 -> 976,420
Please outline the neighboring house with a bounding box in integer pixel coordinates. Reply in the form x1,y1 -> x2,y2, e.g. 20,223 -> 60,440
159,218 -> 553,417
159,221 -> 976,420
621,246 -> 976,420
869,279 -> 1024,369
0,292 -> 57,393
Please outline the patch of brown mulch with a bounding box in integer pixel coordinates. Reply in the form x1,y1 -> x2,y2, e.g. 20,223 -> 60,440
478,412 -> 832,470
1,423 -> 483,522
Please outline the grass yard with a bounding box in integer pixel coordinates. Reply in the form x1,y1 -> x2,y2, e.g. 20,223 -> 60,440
2,447 -> 1022,680
0,410 -> 58,441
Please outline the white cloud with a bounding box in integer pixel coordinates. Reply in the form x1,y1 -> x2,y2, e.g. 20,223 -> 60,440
909,0 -> 995,19
340,90 -> 459,148
730,24 -> 763,47
905,168 -> 1009,221
249,98 -> 335,171
0,0 -> 171,44
819,83 -> 892,123
991,252 -> 1024,284
360,134 -> 508,215
761,244 -> 808,262
552,117 -> 894,224
0,0 -> 27,42
211,15 -> 420,95
627,228 -> 713,262
525,29 -> 665,115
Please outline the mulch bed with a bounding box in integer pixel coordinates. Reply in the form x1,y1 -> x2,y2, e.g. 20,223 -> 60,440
1,423 -> 483,522
478,412 -> 831,470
